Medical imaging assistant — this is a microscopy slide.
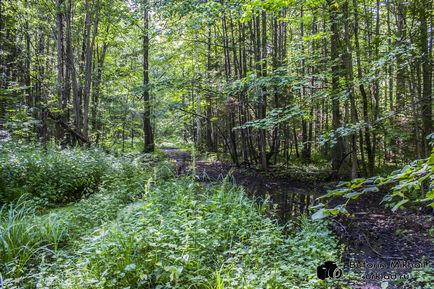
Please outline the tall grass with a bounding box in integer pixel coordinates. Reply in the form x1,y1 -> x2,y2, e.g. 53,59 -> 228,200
0,197 -> 40,276
0,197 -> 67,278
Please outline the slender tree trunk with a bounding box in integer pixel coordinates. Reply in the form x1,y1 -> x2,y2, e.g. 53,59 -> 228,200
328,0 -> 344,173
343,1 -> 358,178
257,11 -> 267,169
0,0 -> 5,130
55,0 -> 65,140
353,0 -> 374,175
83,0 -> 99,139
91,27 -> 108,144
419,0 -> 433,156
143,0 -> 154,152
205,24 -> 214,152
396,0 -> 407,109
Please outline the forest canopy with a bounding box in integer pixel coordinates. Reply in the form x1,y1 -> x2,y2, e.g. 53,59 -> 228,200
1,0 -> 432,178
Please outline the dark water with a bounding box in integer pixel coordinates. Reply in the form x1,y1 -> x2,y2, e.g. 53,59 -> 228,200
243,184 -> 319,222
162,148 -> 320,222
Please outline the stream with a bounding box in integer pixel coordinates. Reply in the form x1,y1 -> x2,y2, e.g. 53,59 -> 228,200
162,147 -> 320,222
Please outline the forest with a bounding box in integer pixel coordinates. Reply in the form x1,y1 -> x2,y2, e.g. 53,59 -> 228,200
0,0 -> 433,288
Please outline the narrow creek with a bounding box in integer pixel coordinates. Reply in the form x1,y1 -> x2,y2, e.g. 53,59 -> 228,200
162,147 -> 320,222
247,184 -> 317,221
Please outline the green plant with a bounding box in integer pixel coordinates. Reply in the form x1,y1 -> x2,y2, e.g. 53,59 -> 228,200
312,149 -> 434,219
0,197 -> 41,277
0,144 -> 111,205
0,196 -> 67,278
35,180 -> 341,289
36,212 -> 68,251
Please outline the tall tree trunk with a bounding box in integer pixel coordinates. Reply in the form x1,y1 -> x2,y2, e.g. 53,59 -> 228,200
258,11 -> 267,169
300,7 -> 310,163
55,0 -> 65,140
83,0 -> 99,139
66,4 -> 81,139
353,0 -> 374,175
143,0 -> 154,152
205,24 -> 214,152
92,26 -> 109,144
328,0 -> 344,173
419,0 -> 433,156
396,0 -> 407,110
0,0 -> 5,130
343,1 -> 358,178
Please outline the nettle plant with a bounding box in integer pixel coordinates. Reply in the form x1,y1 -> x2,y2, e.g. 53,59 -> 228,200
0,144 -> 110,205
312,149 -> 434,220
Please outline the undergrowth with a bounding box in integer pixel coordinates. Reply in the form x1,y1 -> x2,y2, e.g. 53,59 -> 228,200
1,145 -> 343,289
27,180 -> 341,289
0,143 -> 110,205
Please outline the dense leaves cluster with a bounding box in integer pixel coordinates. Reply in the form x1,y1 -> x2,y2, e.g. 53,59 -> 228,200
1,146 -> 341,289
313,149 -> 434,220
0,144 -> 110,205
36,181 -> 340,289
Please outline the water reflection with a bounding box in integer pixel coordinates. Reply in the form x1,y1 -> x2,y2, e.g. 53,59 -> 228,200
248,185 -> 318,221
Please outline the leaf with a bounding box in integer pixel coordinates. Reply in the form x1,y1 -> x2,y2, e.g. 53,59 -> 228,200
311,208 -> 329,220
343,191 -> 364,199
309,203 -> 324,210
124,263 -> 137,272
328,205 -> 348,216
317,188 -> 351,200
381,194 -> 392,204
425,189 -> 434,199
391,199 -> 409,212
361,186 -> 379,193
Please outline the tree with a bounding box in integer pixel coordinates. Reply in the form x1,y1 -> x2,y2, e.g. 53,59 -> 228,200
142,0 -> 154,152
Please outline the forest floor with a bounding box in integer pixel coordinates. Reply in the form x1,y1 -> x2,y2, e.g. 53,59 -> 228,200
163,147 -> 434,288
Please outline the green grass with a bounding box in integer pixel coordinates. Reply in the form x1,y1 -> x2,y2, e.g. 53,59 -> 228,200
22,180 -> 341,289
0,196 -> 67,278
1,145 -> 344,289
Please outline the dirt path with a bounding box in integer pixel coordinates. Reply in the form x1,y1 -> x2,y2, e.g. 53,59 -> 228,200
162,147 -> 433,288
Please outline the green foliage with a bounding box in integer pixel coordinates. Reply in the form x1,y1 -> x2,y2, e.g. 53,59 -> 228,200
0,143 -> 111,205
235,105 -> 305,130
31,180 -> 339,289
1,145 -> 341,288
262,162 -> 331,183
313,149 -> 434,219
0,196 -> 67,278
410,263 -> 434,288
0,146 -> 175,283
63,154 -> 174,236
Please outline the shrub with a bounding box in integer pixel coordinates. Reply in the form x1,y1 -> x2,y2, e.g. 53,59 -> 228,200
36,180 -> 341,289
0,144 -> 110,205
0,151 -> 173,285
313,148 -> 434,219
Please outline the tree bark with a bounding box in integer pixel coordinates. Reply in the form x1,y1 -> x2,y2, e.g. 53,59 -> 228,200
328,0 -> 345,173
55,0 -> 65,140
143,0 -> 154,152
419,0 -> 433,156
